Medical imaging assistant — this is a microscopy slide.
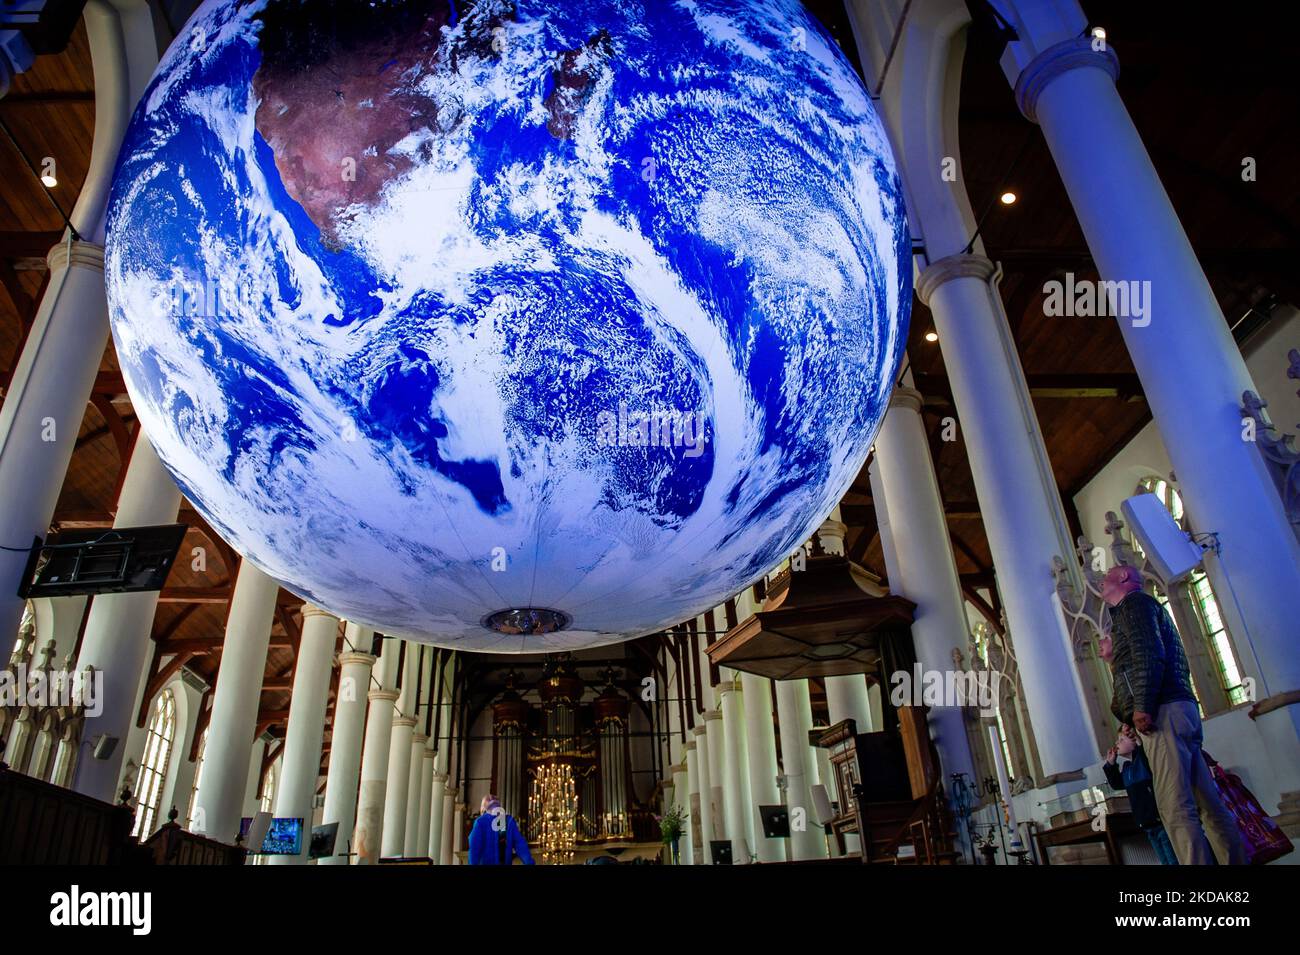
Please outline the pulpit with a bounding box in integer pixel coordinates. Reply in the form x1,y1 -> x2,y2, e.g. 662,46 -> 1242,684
816,719 -> 913,856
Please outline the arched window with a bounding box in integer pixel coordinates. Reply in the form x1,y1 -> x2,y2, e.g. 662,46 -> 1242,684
1135,477 -> 1247,705
260,764 -> 277,815
10,602 -> 36,666
186,728 -> 208,829
132,690 -> 177,840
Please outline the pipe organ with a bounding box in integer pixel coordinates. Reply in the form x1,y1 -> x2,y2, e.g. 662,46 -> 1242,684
488,659 -> 640,860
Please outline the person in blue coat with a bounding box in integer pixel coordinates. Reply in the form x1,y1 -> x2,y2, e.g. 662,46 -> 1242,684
468,795 -> 535,865
1103,727 -> 1177,865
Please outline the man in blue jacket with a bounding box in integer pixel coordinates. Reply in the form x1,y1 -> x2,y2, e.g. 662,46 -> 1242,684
1100,564 -> 1245,865
468,795 -> 535,865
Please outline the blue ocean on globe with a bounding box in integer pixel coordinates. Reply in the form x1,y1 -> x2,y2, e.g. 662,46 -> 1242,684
104,0 -> 910,651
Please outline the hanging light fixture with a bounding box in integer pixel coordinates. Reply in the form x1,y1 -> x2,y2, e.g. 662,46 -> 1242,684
528,762 -> 578,865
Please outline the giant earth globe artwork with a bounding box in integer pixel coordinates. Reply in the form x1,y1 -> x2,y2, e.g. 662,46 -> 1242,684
104,0 -> 911,651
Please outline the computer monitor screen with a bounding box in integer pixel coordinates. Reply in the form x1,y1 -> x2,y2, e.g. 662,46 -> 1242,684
309,822 -> 339,860
260,818 -> 304,855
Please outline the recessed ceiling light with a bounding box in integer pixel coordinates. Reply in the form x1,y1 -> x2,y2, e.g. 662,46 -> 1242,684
40,174 -> 58,188
925,331 -> 939,343
1000,191 -> 1017,205
1091,26 -> 1107,41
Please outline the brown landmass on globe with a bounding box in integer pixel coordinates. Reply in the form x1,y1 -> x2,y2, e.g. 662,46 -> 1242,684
251,0 -> 457,248
544,30 -> 613,140
249,1 -> 613,248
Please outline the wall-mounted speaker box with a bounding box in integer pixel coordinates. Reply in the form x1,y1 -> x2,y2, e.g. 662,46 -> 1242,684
1120,493 -> 1204,584
810,783 -> 834,827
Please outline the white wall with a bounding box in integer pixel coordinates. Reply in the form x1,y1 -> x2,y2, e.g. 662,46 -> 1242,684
29,596 -> 87,663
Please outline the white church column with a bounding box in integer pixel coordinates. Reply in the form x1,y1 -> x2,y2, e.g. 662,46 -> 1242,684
872,386 -> 978,783
416,747 -> 436,857
438,782 -> 456,865
267,605 -> 338,865
381,646 -> 417,859
0,0 -> 158,646
684,739 -> 702,864
404,647 -> 434,855
451,801 -> 466,864
318,635 -> 374,865
818,511 -> 878,735
717,680 -> 752,864
916,255 -> 1096,777
824,676 -> 874,733
670,761 -> 692,864
839,0 -> 1095,781
774,679 -> 828,860
0,241 -> 109,646
190,562 -> 279,844
1001,3 -> 1300,781
402,732 -> 427,857
740,672 -> 782,863
71,435 -> 181,801
354,640 -> 400,864
430,654 -> 456,862
689,725 -> 714,862
426,771 -> 447,861
704,708 -> 726,853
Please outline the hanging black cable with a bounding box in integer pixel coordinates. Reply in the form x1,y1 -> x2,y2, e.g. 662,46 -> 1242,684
0,114 -> 80,240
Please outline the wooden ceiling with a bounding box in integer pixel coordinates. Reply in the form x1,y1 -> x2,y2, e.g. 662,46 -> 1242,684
1,2 -> 1297,780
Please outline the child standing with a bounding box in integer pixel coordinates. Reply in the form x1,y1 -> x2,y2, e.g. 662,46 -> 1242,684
1103,726 -> 1178,865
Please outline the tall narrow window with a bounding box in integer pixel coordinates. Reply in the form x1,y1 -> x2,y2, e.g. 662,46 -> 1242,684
260,765 -> 277,814
132,689 -> 177,840
186,728 -> 208,829
973,626 -> 1014,775
1136,477 -> 1246,705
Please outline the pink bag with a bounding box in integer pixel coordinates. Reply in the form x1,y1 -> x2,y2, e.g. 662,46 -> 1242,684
1204,752 -> 1294,866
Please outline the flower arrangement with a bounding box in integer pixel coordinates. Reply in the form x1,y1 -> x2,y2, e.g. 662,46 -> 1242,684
659,804 -> 687,845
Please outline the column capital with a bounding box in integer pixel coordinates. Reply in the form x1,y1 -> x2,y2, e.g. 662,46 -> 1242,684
392,715 -> 417,728
889,386 -> 924,414
412,733 -> 429,744
916,253 -> 997,306
431,772 -> 448,783
702,709 -> 722,722
368,688 -> 400,704
299,603 -> 337,621
422,747 -> 437,760
1014,37 -> 1119,124
668,763 -> 687,774
339,651 -> 376,668
716,681 -> 741,698
684,740 -> 697,752
816,518 -> 847,556
46,239 -> 104,272
691,724 -> 708,737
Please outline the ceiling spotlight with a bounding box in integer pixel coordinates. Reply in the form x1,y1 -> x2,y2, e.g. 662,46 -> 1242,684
1000,191 -> 1017,205
925,331 -> 939,343
40,174 -> 58,188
